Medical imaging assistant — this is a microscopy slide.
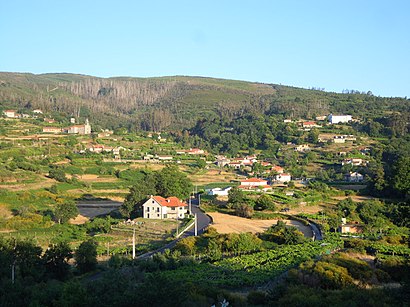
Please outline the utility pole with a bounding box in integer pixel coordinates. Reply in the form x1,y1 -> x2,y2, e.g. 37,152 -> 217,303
132,228 -> 136,259
194,213 -> 198,236
11,263 -> 15,284
198,193 -> 201,207
176,215 -> 179,237
189,195 -> 191,215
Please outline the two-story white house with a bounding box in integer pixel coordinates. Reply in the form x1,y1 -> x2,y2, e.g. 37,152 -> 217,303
142,195 -> 187,219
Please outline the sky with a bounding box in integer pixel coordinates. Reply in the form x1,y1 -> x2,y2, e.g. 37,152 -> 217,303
1,0 -> 409,97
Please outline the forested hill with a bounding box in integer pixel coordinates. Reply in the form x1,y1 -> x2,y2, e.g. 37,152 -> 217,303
0,72 -> 409,131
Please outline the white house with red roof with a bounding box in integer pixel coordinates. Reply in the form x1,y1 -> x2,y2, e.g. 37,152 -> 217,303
239,178 -> 271,191
142,195 -> 187,219
271,165 -> 284,174
3,110 -> 17,118
302,121 -> 320,129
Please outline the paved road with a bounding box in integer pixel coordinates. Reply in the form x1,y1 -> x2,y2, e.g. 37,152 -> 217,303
310,221 -> 323,241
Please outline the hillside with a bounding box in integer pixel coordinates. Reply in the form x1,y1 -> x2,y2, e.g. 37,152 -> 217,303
0,72 -> 409,131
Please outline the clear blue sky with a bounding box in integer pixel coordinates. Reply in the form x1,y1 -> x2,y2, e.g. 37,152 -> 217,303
1,0 -> 409,97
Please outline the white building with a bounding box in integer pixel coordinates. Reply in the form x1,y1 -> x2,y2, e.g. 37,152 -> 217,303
328,114 -> 352,124
33,109 -> 43,114
3,110 -> 17,118
142,196 -> 187,219
206,187 -> 232,196
275,173 -> 292,183
345,172 -> 364,183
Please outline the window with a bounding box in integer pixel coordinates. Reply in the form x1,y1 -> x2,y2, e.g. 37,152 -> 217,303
146,207 -> 150,212
163,214 -> 167,218
152,200 -> 155,203
147,214 -> 150,218
171,207 -> 176,211
157,214 -> 160,217
157,207 -> 160,212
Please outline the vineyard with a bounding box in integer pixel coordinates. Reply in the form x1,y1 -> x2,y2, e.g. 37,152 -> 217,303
157,238 -> 343,288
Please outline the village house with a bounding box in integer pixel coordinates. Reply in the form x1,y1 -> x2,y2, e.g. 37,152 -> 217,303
315,115 -> 327,121
176,148 -> 205,155
33,109 -> 43,114
206,186 -> 232,196
44,118 -> 56,124
156,155 -> 173,161
295,144 -> 310,152
333,136 -> 346,143
43,127 -> 62,133
339,220 -> 363,234
283,119 -> 292,123
328,114 -> 352,124
274,173 -> 292,183
345,172 -> 364,183
302,121 -> 320,129
239,178 -> 270,191
215,155 -> 231,167
3,110 -> 17,118
142,195 -> 187,219
271,165 -> 284,174
341,158 -> 367,166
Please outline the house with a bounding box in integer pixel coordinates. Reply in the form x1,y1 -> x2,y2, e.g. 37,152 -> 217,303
283,119 -> 292,123
33,109 -> 43,114
3,110 -> 17,118
156,155 -> 173,161
333,136 -> 346,143
43,127 -> 62,133
142,195 -> 187,219
345,172 -> 364,183
215,155 -> 230,167
274,173 -> 292,183
206,187 -> 232,196
271,165 -> 284,174
302,121 -> 320,129
342,158 -> 367,166
70,117 -> 76,124
295,144 -> 310,152
339,222 -> 363,234
239,178 -> 270,191
328,114 -> 352,124
143,154 -> 154,160
44,118 -> 56,124
187,148 -> 205,155
315,115 -> 327,121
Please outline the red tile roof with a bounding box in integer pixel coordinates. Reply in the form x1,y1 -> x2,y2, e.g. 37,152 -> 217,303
241,178 -> 267,183
152,196 -> 186,207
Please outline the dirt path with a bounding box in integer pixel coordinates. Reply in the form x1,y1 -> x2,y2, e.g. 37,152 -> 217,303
208,212 -> 313,237
332,195 -> 376,202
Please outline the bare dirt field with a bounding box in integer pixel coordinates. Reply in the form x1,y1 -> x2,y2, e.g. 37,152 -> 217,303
69,214 -> 89,225
208,212 -> 313,237
190,169 -> 237,185
79,174 -> 119,182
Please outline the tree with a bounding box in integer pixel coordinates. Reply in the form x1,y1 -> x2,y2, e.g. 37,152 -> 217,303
48,167 -> 67,182
227,186 -> 244,207
54,201 -> 79,224
392,156 -> 410,197
75,240 -> 97,273
120,171 -> 157,218
156,166 -> 193,199
234,203 -> 254,218
43,241 -> 72,279
255,194 -> 276,211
